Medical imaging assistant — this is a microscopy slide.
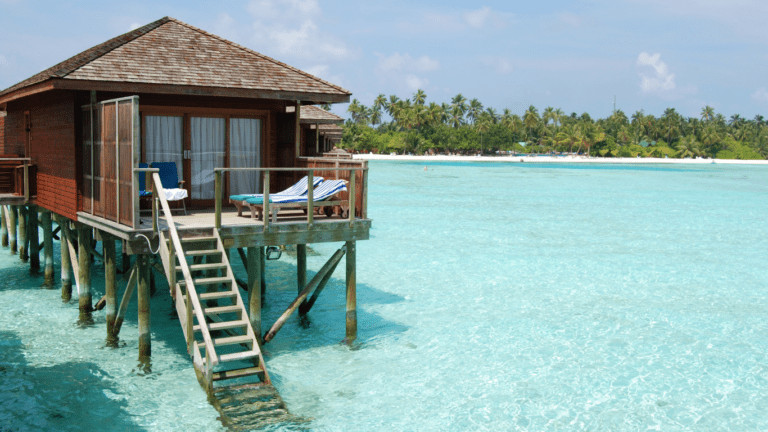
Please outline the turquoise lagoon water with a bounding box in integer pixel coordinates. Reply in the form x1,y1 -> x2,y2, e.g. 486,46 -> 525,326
2,160 -> 768,431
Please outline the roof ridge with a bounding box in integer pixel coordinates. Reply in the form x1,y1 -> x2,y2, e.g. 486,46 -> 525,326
0,17 -> 171,96
167,17 -> 351,98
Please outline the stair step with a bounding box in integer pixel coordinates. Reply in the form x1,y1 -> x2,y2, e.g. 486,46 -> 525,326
198,290 -> 238,300
219,349 -> 261,363
194,276 -> 231,286
181,236 -> 216,243
212,366 -> 264,382
204,305 -> 242,315
184,249 -> 221,257
190,262 -> 227,271
193,319 -> 248,332
213,334 -> 253,347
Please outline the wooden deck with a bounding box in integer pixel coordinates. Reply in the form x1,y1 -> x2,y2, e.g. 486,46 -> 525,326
78,207 -> 371,253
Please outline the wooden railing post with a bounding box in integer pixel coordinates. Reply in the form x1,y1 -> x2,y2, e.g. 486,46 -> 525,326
214,170 -> 222,230
363,167 -> 368,219
307,170 -> 313,229
349,169 -> 356,226
263,171 -> 270,232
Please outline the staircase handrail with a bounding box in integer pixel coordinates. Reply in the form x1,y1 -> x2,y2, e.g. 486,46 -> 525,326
151,172 -> 219,366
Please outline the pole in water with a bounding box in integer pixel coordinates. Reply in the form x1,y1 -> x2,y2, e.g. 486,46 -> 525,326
18,205 -> 27,262
8,206 -> 17,255
42,211 -> 54,287
77,224 -> 93,319
344,240 -> 357,344
57,217 -> 73,301
248,246 -> 262,341
297,244 -> 307,316
137,254 -> 151,360
104,234 -> 117,344
1,205 -> 7,247
28,205 -> 39,272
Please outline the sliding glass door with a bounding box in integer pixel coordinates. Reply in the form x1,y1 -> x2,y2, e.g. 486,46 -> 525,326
190,117 -> 225,200
229,118 -> 262,196
145,115 -> 183,182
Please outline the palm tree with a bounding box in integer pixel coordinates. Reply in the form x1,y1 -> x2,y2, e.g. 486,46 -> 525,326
701,106 -> 715,122
523,105 -> 540,143
675,136 -> 702,158
412,89 -> 427,105
485,107 -> 499,124
476,114 -> 491,154
373,94 -> 387,113
449,105 -> 464,128
467,99 -> 483,124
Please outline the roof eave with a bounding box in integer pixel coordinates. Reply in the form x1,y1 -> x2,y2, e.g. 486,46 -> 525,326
0,78 -> 351,106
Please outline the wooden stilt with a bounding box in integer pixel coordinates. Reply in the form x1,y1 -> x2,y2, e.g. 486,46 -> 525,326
113,263 -> 138,337
58,217 -> 73,301
104,234 -> 117,343
28,205 -> 39,271
345,240 -> 357,343
1,205 -> 7,247
263,247 -> 346,343
300,248 -> 345,315
42,211 -> 54,287
297,244 -> 307,316
137,254 -> 151,360
18,205 -> 27,262
260,246 -> 266,300
247,246 -> 262,341
7,206 -> 16,255
121,250 -> 130,275
77,224 -> 93,316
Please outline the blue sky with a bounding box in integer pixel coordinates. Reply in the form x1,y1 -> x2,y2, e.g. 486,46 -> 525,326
1,0 -> 767,121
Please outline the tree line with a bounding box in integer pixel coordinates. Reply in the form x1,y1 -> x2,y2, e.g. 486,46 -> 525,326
339,90 -> 768,160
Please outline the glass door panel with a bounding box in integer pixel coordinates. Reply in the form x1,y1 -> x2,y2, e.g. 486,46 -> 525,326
229,118 -> 262,195
190,117 -> 225,200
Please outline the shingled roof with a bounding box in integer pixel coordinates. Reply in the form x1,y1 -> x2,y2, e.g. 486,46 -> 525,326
0,17 -> 351,103
299,105 -> 344,124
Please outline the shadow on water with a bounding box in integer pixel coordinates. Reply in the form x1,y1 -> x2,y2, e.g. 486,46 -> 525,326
0,330 -> 148,432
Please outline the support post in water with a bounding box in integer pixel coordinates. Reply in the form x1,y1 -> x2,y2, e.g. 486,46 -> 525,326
1,205 -> 7,247
18,205 -> 27,262
345,240 -> 357,343
77,224 -> 93,316
42,211 -> 54,286
103,234 -> 117,343
248,246 -> 262,340
58,217 -> 73,301
28,205 -> 39,271
137,254 -> 151,360
8,206 -> 16,254
297,243 -> 307,316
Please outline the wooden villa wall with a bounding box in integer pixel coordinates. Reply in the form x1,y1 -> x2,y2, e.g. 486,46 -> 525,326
4,90 -> 78,219
0,113 -> 5,152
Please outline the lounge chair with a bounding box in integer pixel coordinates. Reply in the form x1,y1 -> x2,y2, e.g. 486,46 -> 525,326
150,162 -> 188,214
244,179 -> 348,221
229,175 -> 324,216
138,162 -> 152,197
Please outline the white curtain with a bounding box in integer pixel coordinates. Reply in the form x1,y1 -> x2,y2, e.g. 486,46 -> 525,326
229,118 -> 262,195
145,116 -> 183,180
191,117 -> 225,199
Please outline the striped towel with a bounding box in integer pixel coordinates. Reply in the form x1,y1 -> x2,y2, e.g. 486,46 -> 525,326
245,179 -> 347,205
229,175 -> 323,202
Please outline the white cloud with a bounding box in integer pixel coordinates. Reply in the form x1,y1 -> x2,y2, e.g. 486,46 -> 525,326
405,75 -> 428,91
637,52 -> 675,93
376,53 -> 439,73
481,56 -> 513,74
463,6 -> 492,28
129,22 -> 141,31
247,0 -> 348,61
557,12 -> 582,28
752,87 -> 768,103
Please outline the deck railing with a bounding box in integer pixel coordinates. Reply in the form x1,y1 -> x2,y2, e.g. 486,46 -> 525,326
0,156 -> 32,202
213,166 -> 368,231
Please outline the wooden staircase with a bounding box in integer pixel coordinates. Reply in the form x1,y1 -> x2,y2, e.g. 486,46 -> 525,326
149,171 -> 269,390
158,228 -> 270,389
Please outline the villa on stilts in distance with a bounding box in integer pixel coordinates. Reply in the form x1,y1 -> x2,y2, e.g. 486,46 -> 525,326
0,16 -> 370,402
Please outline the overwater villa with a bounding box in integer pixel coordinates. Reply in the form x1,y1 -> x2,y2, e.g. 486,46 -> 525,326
0,16 -> 370,420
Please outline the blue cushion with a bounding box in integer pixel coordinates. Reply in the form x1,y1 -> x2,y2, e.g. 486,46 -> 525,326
151,162 -> 180,189
138,162 -> 149,192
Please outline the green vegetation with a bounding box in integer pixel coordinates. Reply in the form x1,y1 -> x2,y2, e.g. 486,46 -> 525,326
340,91 -> 768,160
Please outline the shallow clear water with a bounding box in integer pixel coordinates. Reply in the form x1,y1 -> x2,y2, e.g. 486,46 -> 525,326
2,161 -> 768,431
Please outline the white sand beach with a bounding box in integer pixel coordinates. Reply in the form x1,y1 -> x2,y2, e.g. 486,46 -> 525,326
354,153 -> 768,165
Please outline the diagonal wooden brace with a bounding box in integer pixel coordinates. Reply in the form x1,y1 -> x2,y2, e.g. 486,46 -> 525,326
263,246 -> 346,343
